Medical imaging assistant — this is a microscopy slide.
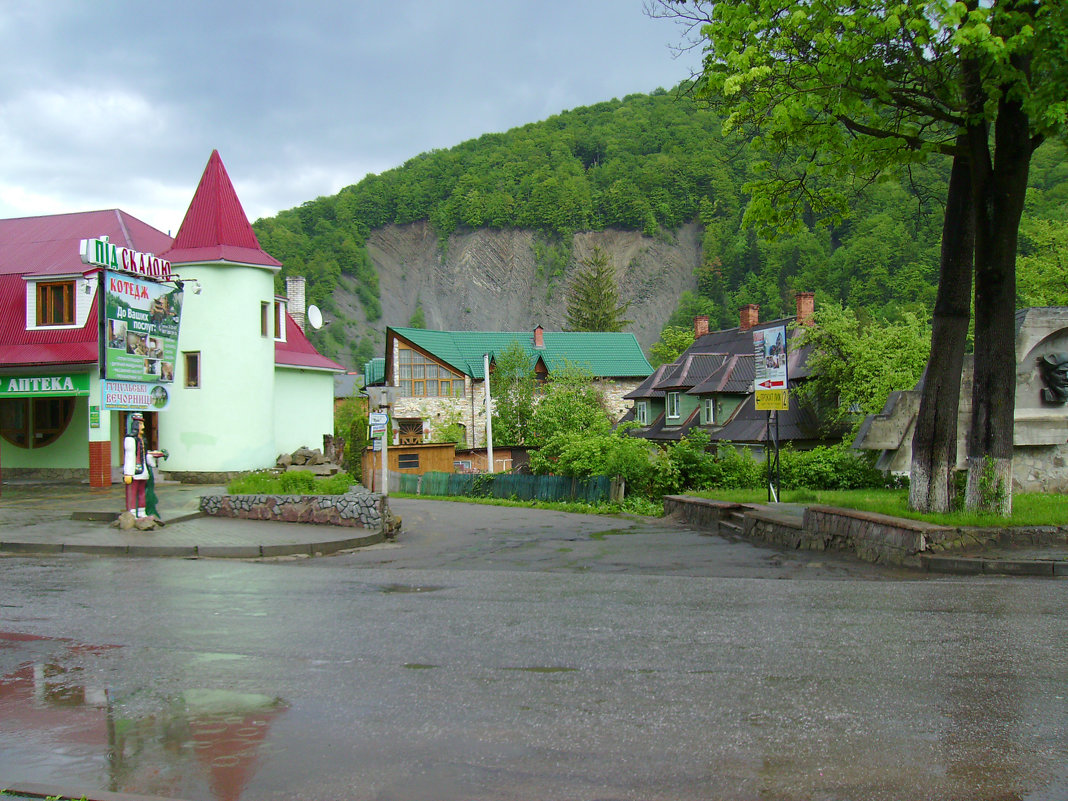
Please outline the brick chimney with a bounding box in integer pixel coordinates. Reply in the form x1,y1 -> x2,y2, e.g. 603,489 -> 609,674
533,325 -> 545,349
796,291 -> 815,325
285,275 -> 306,332
739,304 -> 759,331
694,315 -> 709,339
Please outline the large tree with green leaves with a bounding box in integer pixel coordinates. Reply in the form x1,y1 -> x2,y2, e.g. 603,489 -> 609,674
655,0 -> 1068,514
793,304 -> 931,436
488,341 -> 538,447
564,247 -> 633,332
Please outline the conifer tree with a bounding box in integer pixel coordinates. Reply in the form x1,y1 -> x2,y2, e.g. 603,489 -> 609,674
564,247 -> 632,332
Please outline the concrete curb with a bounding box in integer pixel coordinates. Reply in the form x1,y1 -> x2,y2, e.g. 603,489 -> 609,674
3,781 -> 186,801
921,554 -> 1064,577
0,529 -> 384,559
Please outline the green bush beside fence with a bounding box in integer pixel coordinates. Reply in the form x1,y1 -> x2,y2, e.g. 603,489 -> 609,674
400,472 -> 611,504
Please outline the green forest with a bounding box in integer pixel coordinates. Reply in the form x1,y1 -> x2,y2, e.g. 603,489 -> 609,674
252,85 -> 1068,361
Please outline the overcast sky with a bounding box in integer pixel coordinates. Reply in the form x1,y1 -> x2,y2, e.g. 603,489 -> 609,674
0,1 -> 701,235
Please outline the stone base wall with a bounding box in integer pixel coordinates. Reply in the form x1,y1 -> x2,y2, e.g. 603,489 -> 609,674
2,467 -> 87,482
664,496 -> 965,567
163,471 -> 251,485
200,485 -> 398,535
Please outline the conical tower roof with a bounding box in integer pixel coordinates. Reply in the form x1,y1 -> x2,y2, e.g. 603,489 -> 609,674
162,150 -> 281,268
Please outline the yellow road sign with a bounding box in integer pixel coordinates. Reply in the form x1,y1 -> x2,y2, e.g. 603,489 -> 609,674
755,389 -> 789,411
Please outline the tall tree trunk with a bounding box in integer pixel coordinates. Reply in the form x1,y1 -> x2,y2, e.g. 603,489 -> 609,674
965,95 -> 1032,515
909,147 -> 974,513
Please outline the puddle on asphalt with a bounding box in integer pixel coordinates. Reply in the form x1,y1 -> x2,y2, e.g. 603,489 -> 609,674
502,666 -> 577,673
588,529 -> 634,541
0,631 -> 287,801
378,583 -> 446,594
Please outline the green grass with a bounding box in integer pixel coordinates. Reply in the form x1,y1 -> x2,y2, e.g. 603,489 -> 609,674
689,488 -> 1068,528
226,471 -> 358,495
389,491 -> 662,517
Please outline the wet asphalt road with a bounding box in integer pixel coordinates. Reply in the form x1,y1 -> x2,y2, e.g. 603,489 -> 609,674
1,499 -> 1066,801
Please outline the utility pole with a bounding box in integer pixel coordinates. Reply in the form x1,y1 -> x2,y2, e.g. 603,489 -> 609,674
483,353 -> 494,474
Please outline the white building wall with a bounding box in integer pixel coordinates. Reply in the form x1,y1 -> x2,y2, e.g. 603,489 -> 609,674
274,367 -> 334,456
160,262 -> 278,472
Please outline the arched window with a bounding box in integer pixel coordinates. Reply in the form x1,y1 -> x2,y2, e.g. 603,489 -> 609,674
0,397 -> 76,448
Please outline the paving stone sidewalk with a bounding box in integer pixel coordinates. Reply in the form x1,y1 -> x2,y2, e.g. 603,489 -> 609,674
0,480 -> 383,558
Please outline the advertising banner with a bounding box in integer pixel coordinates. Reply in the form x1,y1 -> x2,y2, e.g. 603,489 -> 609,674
103,270 -> 184,385
102,380 -> 172,412
753,325 -> 790,411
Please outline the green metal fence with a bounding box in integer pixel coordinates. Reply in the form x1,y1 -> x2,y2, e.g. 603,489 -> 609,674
397,471 -> 611,504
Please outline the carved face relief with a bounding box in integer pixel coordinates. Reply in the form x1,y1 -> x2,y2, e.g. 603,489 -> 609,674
1038,352 -> 1068,404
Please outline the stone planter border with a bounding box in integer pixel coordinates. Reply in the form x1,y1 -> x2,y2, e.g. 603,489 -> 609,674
199,485 -> 398,536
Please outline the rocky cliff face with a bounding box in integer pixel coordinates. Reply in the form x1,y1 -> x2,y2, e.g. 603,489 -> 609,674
329,222 -> 702,367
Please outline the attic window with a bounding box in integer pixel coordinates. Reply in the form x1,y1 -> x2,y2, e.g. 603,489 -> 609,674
36,280 -> 75,326
397,346 -> 464,397
667,391 -> 681,420
636,400 -> 649,425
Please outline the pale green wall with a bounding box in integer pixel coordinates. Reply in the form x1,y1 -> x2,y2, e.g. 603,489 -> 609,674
665,391 -> 699,426
159,262 -> 279,472
0,396 -> 89,468
274,367 -> 335,455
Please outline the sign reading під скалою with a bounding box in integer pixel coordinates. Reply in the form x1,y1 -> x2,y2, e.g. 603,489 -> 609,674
80,236 -> 172,280
102,271 -> 183,385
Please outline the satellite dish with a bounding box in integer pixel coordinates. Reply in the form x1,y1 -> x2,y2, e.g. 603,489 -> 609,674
307,304 -> 324,330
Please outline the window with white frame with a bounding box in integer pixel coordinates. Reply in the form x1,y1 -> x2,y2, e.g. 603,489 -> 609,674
635,400 -> 648,425
702,398 -> 714,425
667,391 -> 680,420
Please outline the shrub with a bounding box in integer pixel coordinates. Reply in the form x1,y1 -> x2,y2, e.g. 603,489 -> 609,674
779,444 -> 895,490
227,470 -> 358,495
713,444 -> 763,489
279,470 -> 319,494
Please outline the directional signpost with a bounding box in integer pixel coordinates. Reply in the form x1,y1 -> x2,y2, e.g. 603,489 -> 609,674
753,325 -> 789,502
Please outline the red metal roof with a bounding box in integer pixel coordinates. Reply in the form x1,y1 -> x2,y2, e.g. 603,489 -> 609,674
275,314 -> 344,372
0,211 -> 170,369
162,150 -> 282,268
0,209 -> 172,277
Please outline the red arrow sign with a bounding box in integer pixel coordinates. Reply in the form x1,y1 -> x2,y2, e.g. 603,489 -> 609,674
757,380 -> 785,388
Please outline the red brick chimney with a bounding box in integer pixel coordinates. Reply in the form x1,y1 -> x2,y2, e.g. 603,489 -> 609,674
533,325 -> 545,349
739,304 -> 759,331
694,315 -> 709,339
795,291 -> 815,325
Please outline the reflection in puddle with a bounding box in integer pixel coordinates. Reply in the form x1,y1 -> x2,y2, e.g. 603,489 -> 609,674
0,632 -> 287,801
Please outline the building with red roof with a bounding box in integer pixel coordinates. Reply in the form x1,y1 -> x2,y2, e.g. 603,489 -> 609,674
0,151 -> 342,485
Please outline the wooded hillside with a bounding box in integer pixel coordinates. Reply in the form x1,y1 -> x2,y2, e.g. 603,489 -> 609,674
251,86 -> 1068,370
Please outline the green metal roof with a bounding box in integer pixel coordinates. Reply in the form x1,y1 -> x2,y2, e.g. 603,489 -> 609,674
363,356 -> 385,386
388,327 -> 652,379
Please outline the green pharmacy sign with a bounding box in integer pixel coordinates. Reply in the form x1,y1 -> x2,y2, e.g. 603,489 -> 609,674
0,373 -> 90,397
103,270 -> 184,384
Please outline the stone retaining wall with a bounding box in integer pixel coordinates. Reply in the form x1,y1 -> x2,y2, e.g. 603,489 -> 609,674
200,485 -> 398,536
664,496 -> 957,567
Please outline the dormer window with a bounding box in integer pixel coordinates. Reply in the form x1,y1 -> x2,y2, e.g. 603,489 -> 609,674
36,280 -> 75,326
636,400 -> 649,425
